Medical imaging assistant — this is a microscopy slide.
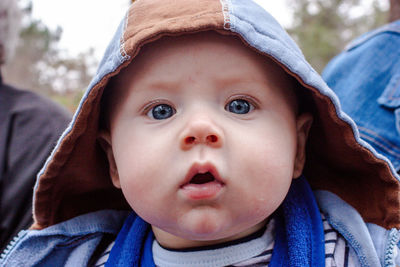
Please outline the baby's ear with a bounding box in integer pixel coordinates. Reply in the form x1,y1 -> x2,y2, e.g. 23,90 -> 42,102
293,113 -> 313,179
97,131 -> 121,188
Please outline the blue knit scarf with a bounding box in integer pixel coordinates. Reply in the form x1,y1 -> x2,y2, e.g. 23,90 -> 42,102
105,176 -> 325,266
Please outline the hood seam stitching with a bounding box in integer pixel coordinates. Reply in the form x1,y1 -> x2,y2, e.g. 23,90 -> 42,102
120,9 -> 131,63
219,0 -> 231,30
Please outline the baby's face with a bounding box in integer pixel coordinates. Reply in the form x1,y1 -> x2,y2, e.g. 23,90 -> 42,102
100,32 -> 312,249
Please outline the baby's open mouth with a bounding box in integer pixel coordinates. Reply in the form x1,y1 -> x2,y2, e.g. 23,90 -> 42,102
180,162 -> 225,188
180,164 -> 224,200
189,172 -> 215,184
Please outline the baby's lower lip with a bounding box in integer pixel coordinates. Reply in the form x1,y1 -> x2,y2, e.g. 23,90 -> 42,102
180,181 -> 223,200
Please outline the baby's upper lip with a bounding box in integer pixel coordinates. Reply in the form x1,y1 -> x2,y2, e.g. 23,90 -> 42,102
181,162 -> 224,187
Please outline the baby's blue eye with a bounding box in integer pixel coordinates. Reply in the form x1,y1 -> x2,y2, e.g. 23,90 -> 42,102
226,99 -> 252,114
149,104 -> 175,120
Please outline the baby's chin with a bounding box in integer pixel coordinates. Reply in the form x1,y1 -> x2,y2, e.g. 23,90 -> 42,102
152,212 -> 268,249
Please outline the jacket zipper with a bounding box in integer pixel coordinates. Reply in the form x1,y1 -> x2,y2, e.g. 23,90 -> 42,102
384,228 -> 400,267
0,230 -> 28,263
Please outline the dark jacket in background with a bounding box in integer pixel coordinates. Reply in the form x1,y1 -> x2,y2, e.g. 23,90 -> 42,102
0,73 -> 71,251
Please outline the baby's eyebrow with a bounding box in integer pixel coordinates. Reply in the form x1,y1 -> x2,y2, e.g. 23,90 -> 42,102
138,74 -> 267,95
140,80 -> 183,92
213,76 -> 264,87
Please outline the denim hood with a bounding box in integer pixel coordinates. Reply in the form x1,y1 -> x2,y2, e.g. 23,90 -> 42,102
32,0 -> 400,231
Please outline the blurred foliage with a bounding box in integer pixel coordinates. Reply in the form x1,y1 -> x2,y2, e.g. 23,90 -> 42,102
50,90 -> 85,112
2,0 -> 97,112
286,0 -> 388,72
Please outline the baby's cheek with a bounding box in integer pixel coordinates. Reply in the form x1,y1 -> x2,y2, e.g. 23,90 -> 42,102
232,162 -> 291,215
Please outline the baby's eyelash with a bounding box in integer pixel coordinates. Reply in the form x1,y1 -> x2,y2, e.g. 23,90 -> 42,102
141,99 -> 172,114
226,95 -> 260,109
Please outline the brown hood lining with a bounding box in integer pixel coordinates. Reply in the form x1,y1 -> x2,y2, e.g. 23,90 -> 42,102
32,0 -> 400,230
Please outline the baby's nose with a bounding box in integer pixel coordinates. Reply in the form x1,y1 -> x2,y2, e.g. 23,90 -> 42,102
180,118 -> 223,150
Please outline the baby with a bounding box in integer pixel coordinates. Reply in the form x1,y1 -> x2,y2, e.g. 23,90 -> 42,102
1,0 -> 400,266
99,32 -> 312,250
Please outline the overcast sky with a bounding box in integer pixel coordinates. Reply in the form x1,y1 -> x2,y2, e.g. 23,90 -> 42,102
30,0 -> 389,62
31,0 -> 291,61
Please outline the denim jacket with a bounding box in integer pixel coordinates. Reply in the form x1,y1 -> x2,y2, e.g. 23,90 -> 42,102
2,1 -> 400,266
323,20 -> 400,171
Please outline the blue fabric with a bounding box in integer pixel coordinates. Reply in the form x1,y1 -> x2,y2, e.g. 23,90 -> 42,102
0,210 -> 129,267
315,190 -> 382,266
323,20 -> 400,171
106,177 -> 325,267
141,230 -> 155,267
270,176 -> 325,267
105,214 -> 155,267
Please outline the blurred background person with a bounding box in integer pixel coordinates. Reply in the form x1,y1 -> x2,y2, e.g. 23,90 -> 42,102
0,0 -> 71,251
323,1 -> 400,172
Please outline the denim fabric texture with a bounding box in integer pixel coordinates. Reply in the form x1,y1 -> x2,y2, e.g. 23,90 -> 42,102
323,20 -> 400,171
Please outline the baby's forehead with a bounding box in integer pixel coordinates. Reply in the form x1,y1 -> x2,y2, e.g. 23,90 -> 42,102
121,33 -> 295,83
109,31 -> 299,111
